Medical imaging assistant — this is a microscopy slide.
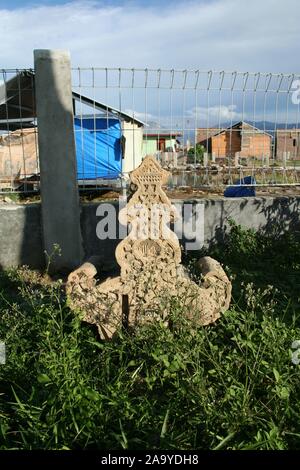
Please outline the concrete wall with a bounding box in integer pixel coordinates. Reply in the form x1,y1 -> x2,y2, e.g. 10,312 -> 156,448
0,203 -> 43,269
202,196 -> 300,244
0,196 -> 299,271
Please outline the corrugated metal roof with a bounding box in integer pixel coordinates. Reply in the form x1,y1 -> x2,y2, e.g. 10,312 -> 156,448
0,71 -> 144,130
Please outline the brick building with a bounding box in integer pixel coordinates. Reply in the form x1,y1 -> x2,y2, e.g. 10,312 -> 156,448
196,121 -> 272,159
275,129 -> 300,160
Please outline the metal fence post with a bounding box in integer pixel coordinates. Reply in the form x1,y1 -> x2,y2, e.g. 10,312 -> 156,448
34,49 -> 83,272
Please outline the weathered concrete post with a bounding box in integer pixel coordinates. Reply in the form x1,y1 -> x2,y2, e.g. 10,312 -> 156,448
234,152 -> 240,167
265,154 -> 270,167
283,151 -> 287,167
34,49 -> 82,271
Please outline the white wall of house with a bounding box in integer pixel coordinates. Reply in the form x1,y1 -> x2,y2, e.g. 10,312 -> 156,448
121,120 -> 143,174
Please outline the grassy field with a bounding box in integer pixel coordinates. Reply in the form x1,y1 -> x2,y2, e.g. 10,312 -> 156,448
0,222 -> 300,450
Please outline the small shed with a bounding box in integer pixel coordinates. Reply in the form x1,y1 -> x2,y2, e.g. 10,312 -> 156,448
72,92 -> 144,178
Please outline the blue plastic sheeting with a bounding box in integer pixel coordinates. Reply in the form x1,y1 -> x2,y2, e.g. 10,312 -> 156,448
74,117 -> 122,179
224,176 -> 256,197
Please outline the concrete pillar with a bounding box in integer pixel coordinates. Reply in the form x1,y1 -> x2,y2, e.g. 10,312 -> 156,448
34,49 -> 82,272
234,152 -> 240,167
211,152 -> 216,163
203,152 -> 208,167
173,152 -> 178,168
265,154 -> 270,167
283,151 -> 287,167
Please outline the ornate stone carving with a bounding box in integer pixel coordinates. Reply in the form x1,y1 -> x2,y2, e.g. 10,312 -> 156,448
66,155 -> 231,339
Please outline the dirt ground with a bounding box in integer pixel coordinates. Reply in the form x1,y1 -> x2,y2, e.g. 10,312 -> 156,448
168,186 -> 300,200
0,186 -> 300,205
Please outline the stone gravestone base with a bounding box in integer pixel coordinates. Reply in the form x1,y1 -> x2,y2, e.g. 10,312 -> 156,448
66,156 -> 231,339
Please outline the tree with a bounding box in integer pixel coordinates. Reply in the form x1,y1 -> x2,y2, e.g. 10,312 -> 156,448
187,143 -> 205,164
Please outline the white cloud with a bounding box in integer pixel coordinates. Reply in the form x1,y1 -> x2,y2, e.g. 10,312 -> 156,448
2,0 -> 300,127
187,104 -> 244,122
124,109 -> 156,123
0,0 -> 300,72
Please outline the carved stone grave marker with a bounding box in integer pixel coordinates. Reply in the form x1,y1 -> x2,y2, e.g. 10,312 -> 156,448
66,155 -> 231,339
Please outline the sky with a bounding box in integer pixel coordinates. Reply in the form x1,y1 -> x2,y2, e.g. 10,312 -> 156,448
1,0 -> 300,72
1,0 -> 300,127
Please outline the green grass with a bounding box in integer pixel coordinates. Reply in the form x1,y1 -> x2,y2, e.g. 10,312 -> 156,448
0,223 -> 300,450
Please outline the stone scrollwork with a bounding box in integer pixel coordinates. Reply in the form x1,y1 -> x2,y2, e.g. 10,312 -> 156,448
66,155 -> 231,339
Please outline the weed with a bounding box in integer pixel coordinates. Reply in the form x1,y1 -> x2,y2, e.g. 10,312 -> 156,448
0,224 -> 300,449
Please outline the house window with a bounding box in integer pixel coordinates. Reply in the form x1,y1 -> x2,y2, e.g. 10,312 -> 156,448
293,138 -> 297,147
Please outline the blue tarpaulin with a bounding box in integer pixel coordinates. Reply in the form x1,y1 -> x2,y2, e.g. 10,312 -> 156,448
224,176 -> 256,197
74,117 -> 122,179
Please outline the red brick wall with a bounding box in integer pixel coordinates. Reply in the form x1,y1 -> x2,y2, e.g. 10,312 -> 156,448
240,134 -> 271,158
276,130 -> 300,160
211,130 -> 241,157
196,124 -> 271,158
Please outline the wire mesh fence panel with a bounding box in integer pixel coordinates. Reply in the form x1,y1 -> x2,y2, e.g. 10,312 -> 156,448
1,67 -> 300,194
71,68 -> 300,191
0,69 -> 38,194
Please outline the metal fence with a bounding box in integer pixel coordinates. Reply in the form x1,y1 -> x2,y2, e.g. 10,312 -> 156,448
0,68 -> 38,193
1,67 -> 300,193
72,68 -> 300,189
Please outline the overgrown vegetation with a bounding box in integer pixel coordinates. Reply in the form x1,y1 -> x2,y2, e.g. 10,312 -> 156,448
187,143 -> 205,164
0,222 -> 300,450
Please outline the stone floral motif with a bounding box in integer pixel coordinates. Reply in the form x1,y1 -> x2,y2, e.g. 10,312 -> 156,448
66,155 -> 231,339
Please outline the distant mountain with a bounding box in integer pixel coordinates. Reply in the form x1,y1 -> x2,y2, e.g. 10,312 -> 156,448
218,120 -> 299,132
247,121 -> 300,131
